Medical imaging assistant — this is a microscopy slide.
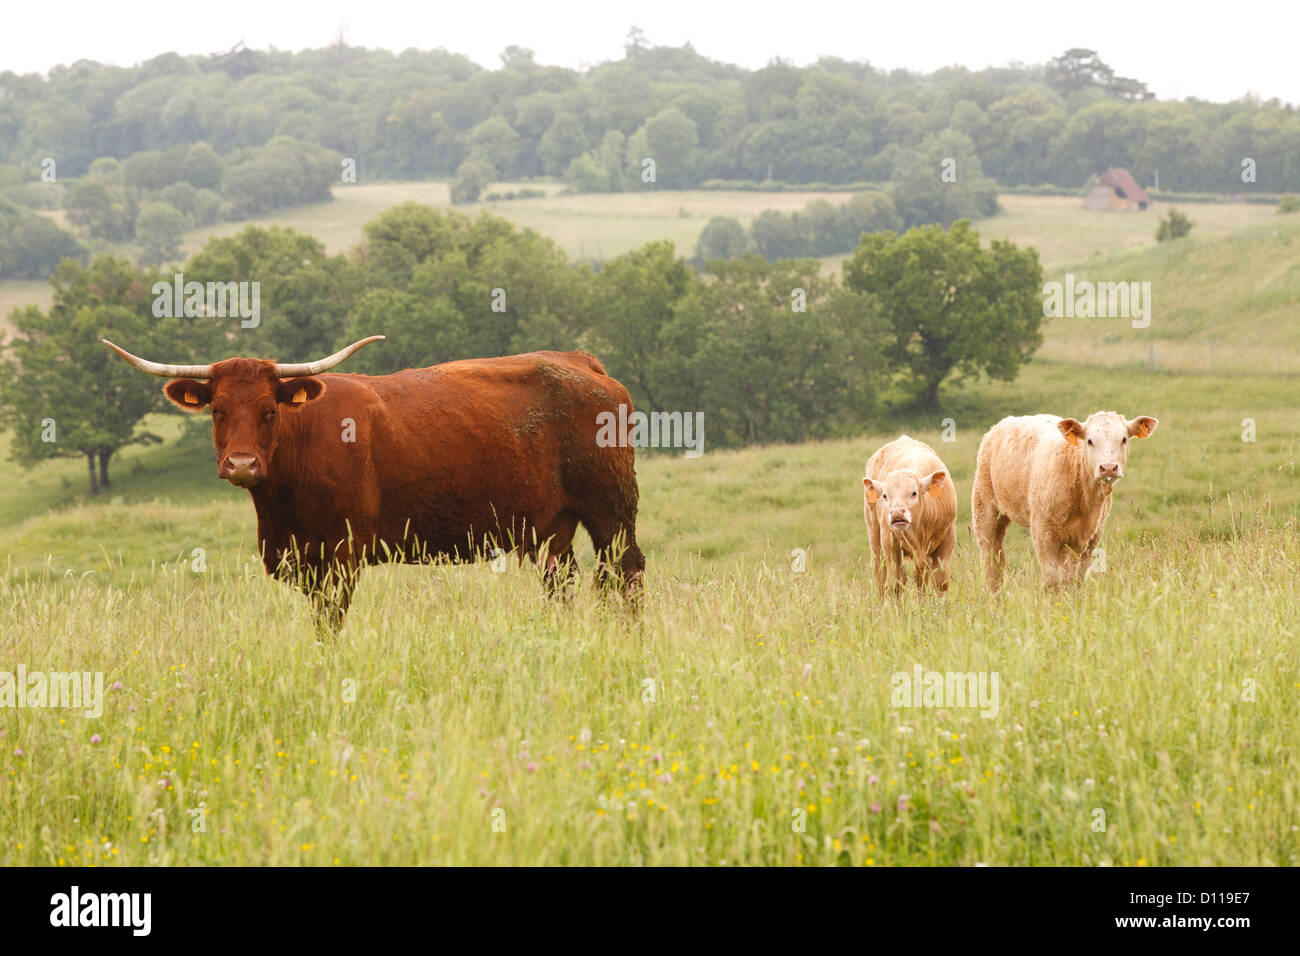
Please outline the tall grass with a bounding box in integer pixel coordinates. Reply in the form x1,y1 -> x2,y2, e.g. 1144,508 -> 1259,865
2,311 -> 1297,865
1,520 -> 1295,865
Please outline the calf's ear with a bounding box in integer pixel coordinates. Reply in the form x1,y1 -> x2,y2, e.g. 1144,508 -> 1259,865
863,476 -> 882,504
923,470 -> 947,496
1127,415 -> 1158,439
1057,418 -> 1085,446
163,379 -> 212,412
275,377 -> 327,406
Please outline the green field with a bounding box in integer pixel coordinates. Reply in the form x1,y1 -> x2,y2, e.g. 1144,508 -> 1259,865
2,192 -> 1298,867
151,185 -> 1291,271
1036,213 -> 1300,374
2,351 -> 1297,865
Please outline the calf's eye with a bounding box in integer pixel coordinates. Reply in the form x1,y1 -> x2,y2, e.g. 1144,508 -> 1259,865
1086,439 -> 1093,447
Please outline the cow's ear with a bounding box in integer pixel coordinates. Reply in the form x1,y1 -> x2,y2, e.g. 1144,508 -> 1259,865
923,470 -> 947,497
863,477 -> 882,504
163,379 -> 212,412
1127,415 -> 1158,439
1058,418 -> 1085,446
275,377 -> 326,406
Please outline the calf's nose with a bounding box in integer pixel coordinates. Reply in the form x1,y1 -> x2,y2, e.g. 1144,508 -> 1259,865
1098,461 -> 1121,478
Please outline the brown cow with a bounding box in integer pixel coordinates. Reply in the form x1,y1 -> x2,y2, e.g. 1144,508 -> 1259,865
103,336 -> 645,630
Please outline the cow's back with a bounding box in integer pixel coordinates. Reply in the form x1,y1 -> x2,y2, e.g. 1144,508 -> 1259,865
975,415 -> 1064,526
865,435 -> 943,482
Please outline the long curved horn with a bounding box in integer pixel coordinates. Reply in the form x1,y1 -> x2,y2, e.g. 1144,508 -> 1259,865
101,339 -> 213,379
273,335 -> 385,377
101,335 -> 385,379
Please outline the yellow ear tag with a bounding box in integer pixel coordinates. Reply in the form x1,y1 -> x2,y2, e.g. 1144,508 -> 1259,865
1064,431 -> 1078,447
292,388 -> 307,404
184,391 -> 199,405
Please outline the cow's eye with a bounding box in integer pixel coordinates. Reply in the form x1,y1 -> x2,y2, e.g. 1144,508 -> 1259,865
1122,437 -> 1127,444
1086,439 -> 1093,447
263,409 -> 277,423
911,491 -> 917,498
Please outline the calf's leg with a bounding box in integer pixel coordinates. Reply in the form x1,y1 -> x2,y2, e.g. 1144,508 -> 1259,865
972,494 -> 1010,592
928,526 -> 956,594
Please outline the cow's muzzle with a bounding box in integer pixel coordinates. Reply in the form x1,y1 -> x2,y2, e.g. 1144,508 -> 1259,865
220,454 -> 262,487
889,509 -> 912,530
1097,462 -> 1123,483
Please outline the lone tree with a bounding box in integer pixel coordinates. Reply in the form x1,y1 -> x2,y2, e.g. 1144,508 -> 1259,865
1046,48 -> 1153,101
843,220 -> 1043,407
450,160 -> 494,204
694,216 -> 748,263
0,257 -> 183,493
889,130 -> 999,229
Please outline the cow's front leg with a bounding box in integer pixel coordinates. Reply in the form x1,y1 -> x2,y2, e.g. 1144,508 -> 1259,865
929,526 -> 956,594
1032,525 -> 1070,590
308,570 -> 355,634
886,536 -> 906,598
273,543 -> 357,633
1079,530 -> 1105,581
302,559 -> 357,634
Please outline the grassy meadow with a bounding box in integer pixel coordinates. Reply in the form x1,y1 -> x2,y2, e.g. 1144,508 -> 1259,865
1,355 -> 1297,866
1035,213 -> 1300,373
2,186 -> 1298,867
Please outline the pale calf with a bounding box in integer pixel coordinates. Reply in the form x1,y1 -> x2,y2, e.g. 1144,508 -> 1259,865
971,411 -> 1158,590
863,436 -> 957,596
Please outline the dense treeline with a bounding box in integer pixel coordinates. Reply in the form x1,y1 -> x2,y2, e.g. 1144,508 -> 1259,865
3,41 -> 1298,197
0,205 -> 1042,489
1,41 -> 1293,277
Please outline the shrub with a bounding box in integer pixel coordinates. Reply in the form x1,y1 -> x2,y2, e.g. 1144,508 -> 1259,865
1155,208 -> 1193,242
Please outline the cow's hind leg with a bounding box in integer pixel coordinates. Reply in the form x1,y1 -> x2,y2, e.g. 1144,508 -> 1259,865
580,509 -> 645,601
973,495 -> 1010,592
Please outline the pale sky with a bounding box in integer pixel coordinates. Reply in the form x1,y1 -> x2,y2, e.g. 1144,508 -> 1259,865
2,0 -> 1295,105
